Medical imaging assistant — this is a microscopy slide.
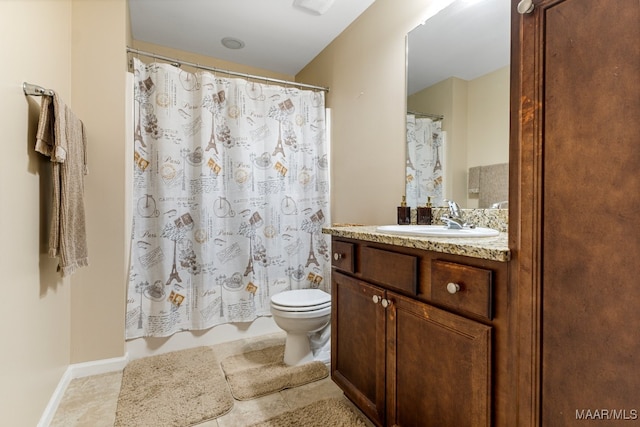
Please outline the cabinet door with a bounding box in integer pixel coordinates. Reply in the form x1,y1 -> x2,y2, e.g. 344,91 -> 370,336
331,271 -> 386,426
514,0 -> 640,425
386,291 -> 492,427
541,0 -> 640,425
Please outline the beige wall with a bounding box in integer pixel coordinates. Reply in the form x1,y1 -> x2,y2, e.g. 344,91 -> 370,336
1,1 -> 72,425
70,0 -> 128,364
297,0 -> 457,224
467,66 -> 510,167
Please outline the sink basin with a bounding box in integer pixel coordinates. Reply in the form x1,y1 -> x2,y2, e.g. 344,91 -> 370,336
376,224 -> 500,238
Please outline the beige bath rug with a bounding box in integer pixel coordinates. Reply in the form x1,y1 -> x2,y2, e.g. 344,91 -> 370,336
221,344 -> 329,400
248,398 -> 369,427
114,346 -> 234,427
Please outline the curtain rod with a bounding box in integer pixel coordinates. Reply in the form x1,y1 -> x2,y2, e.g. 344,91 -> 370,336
126,47 -> 329,93
407,110 -> 444,120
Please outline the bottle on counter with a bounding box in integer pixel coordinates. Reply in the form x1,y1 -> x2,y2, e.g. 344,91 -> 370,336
417,196 -> 433,225
397,195 -> 411,225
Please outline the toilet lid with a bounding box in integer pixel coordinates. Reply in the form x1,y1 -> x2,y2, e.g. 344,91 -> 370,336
271,289 -> 331,308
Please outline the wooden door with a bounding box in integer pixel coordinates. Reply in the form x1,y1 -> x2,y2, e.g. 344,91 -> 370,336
386,291 -> 492,427
331,271 -> 386,426
512,0 -> 640,425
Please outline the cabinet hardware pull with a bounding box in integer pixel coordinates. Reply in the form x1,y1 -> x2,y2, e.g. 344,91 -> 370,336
381,298 -> 392,308
517,0 -> 534,14
333,252 -> 343,261
372,295 -> 381,304
447,282 -> 461,294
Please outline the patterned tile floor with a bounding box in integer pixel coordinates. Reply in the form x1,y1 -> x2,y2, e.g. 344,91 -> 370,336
50,335 -> 373,427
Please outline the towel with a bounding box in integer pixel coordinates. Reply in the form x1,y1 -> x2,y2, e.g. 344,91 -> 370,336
478,163 -> 508,209
35,93 -> 89,276
468,166 -> 481,194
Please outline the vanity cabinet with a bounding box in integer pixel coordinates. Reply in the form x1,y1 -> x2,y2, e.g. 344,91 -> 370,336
330,237 -> 509,427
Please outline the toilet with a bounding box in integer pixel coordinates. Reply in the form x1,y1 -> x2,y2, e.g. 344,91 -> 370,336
270,289 -> 331,366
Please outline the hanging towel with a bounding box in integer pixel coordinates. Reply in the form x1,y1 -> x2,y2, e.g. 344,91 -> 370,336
478,163 -> 508,209
35,92 -> 89,277
468,166 -> 481,194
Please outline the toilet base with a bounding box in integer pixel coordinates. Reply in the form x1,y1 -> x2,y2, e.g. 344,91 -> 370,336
283,332 -> 314,366
309,324 -> 331,365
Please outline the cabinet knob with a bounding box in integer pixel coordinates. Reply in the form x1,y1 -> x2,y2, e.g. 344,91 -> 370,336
372,295 -> 381,304
333,252 -> 343,261
381,298 -> 392,308
517,0 -> 534,14
446,282 -> 461,294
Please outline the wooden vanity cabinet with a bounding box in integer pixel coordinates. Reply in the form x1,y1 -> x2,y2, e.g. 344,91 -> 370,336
330,237 -> 508,427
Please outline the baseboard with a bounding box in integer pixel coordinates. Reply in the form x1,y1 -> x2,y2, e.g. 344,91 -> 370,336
37,353 -> 129,427
67,352 -> 129,379
37,366 -> 73,427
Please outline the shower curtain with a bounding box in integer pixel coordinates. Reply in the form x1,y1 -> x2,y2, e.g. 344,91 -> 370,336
126,58 -> 330,339
405,114 -> 446,208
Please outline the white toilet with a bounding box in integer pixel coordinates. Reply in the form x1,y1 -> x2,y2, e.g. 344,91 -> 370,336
270,289 -> 331,366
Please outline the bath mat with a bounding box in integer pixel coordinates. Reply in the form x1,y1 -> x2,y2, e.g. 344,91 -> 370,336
248,398 -> 369,427
221,344 -> 329,400
114,346 -> 234,427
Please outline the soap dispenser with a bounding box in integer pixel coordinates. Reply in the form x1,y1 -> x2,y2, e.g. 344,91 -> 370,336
397,196 -> 411,225
417,196 -> 433,225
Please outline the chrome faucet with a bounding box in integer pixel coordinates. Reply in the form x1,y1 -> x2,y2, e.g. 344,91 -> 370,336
446,199 -> 461,220
441,199 -> 475,229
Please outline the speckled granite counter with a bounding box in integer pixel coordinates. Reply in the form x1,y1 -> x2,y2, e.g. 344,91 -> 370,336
323,225 -> 510,262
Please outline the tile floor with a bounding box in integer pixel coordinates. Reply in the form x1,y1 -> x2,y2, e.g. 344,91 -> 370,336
50,334 -> 373,427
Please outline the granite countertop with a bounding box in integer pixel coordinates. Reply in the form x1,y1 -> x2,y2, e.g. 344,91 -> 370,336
323,225 -> 510,262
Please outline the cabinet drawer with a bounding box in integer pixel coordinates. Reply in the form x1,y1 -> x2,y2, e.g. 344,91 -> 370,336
331,241 -> 355,273
431,260 -> 493,320
361,246 -> 417,295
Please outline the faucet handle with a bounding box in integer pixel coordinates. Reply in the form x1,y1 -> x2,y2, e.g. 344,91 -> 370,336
444,199 -> 461,219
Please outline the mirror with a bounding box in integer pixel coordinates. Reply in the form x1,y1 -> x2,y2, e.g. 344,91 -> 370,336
406,0 -> 510,209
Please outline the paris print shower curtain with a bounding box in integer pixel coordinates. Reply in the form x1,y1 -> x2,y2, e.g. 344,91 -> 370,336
126,58 -> 330,338
405,114 -> 446,208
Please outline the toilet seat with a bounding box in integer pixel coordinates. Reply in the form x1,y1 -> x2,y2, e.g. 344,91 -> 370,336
271,300 -> 331,312
270,303 -> 331,319
271,289 -> 331,308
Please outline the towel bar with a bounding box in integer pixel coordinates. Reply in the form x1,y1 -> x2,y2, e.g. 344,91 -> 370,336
23,82 -> 54,97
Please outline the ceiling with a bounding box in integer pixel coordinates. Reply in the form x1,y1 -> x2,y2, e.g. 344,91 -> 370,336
128,0 -> 376,76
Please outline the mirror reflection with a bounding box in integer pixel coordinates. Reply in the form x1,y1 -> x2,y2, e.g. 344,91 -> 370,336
406,0 -> 510,209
